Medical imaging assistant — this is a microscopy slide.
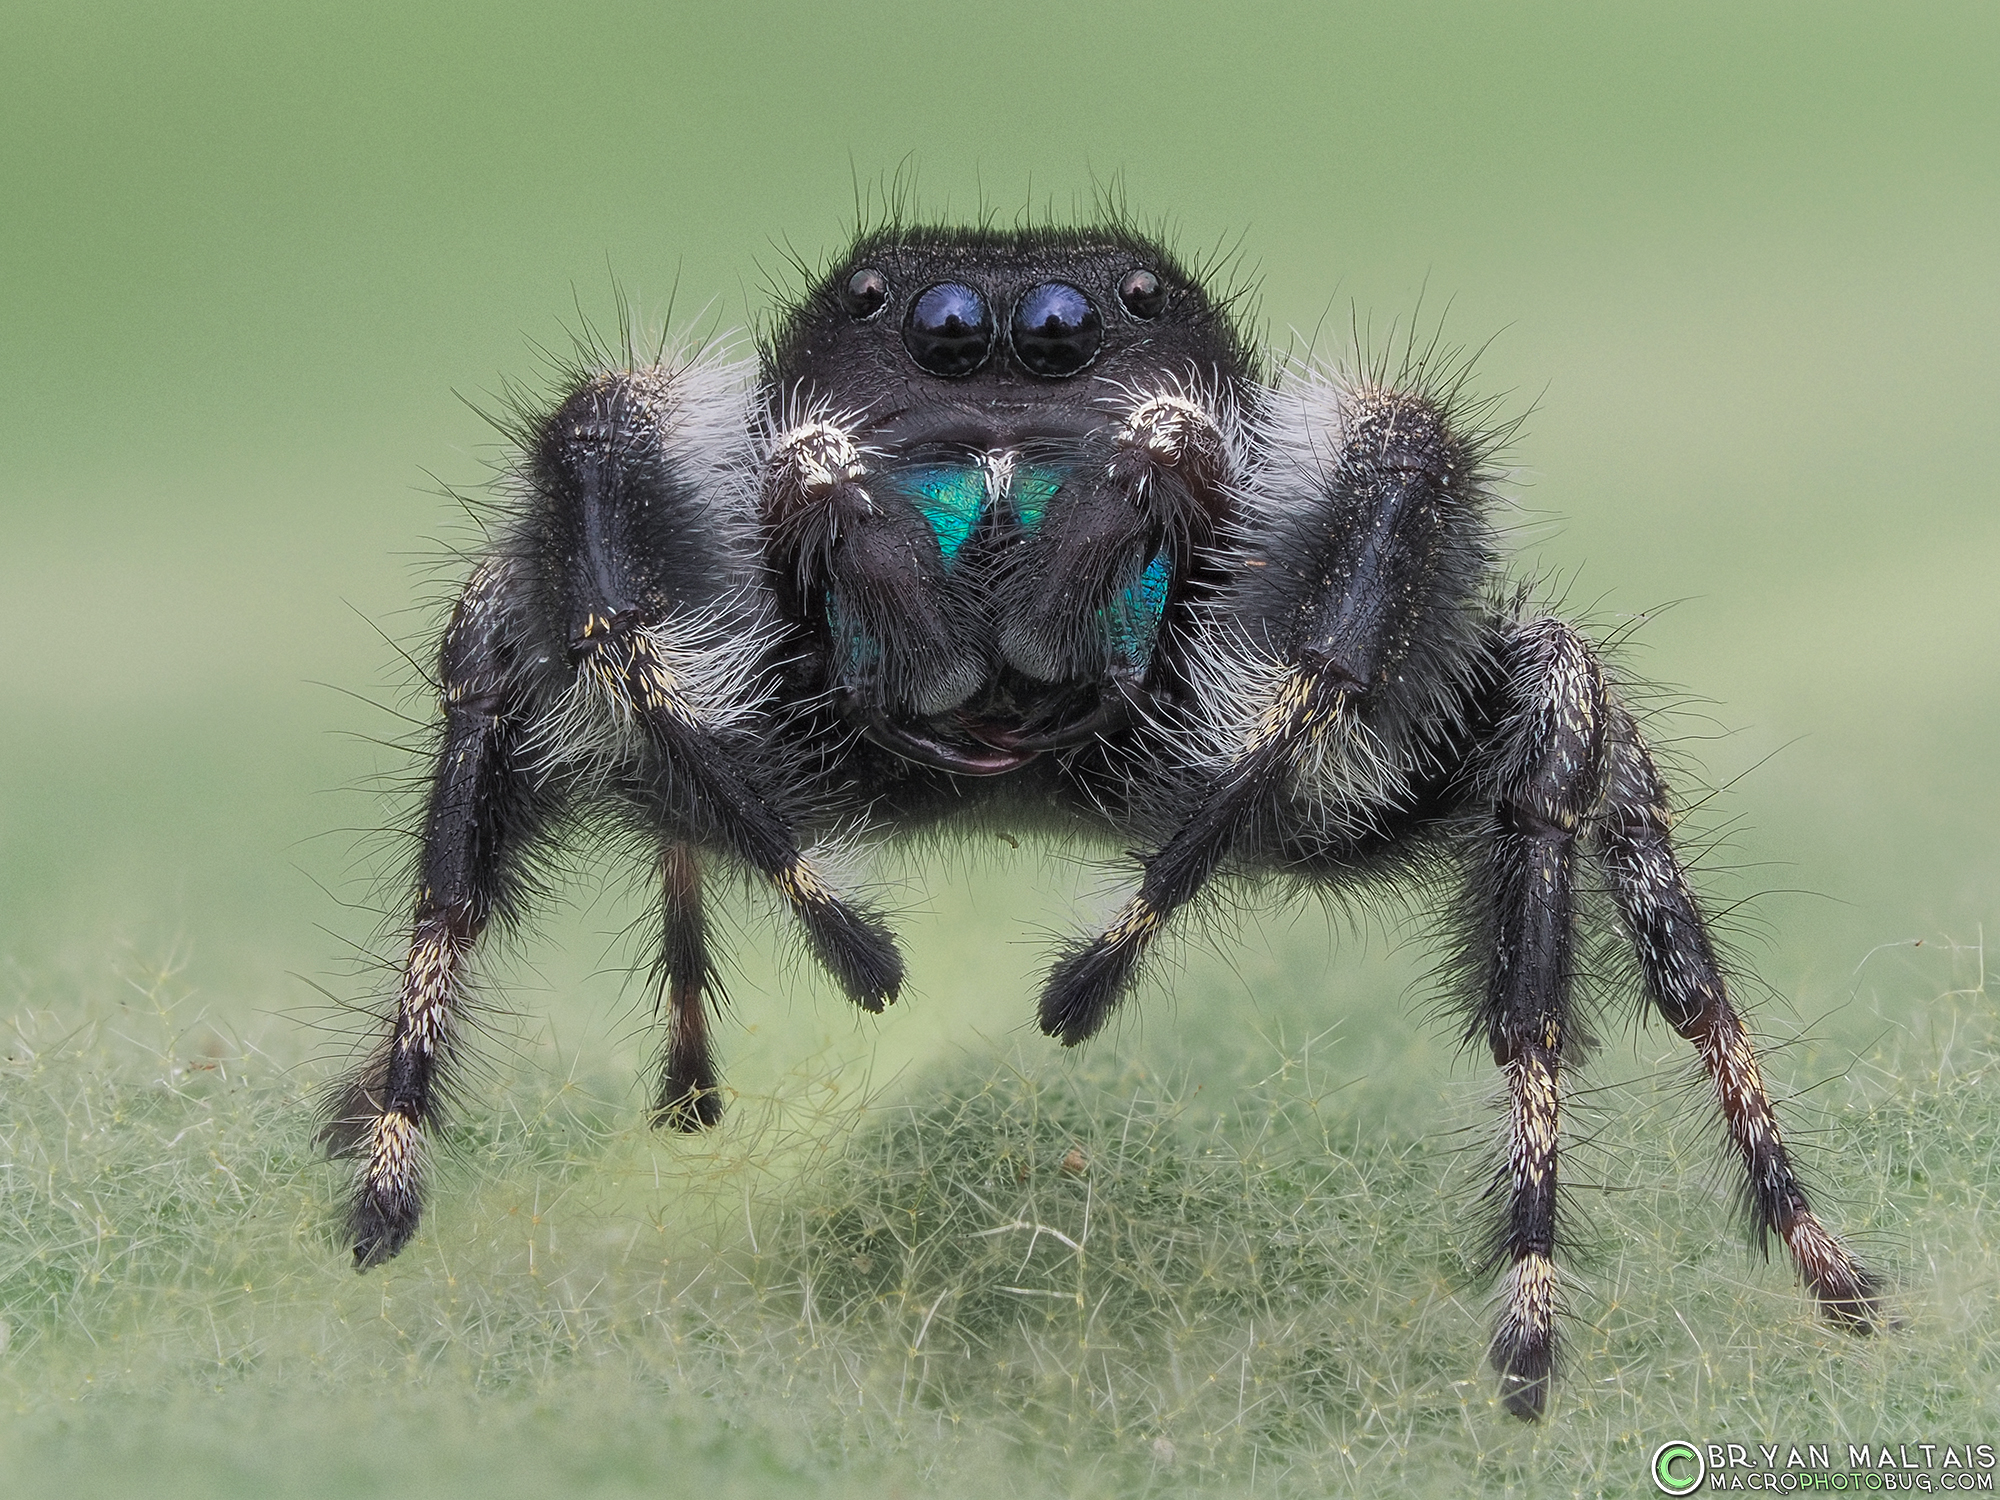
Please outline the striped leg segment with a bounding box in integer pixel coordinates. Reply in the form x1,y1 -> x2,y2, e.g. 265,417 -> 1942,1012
350,912 -> 474,1265
1475,617 -> 1607,1419
330,565 -> 551,1268
1598,709 -> 1882,1328
1490,1051 -> 1564,1416
653,841 -> 723,1130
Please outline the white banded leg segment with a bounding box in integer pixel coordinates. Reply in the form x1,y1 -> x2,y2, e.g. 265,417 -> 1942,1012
1476,618 -> 1605,1420
351,916 -> 473,1267
1599,708 -> 1883,1330
1490,1043 -> 1564,1416
1696,1003 -> 1882,1325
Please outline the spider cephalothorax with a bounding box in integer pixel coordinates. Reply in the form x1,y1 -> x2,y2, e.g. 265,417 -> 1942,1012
759,226 -> 1258,775
327,221 -> 1882,1420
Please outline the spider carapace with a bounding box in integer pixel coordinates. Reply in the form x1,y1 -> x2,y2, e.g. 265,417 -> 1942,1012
328,222 -> 1882,1418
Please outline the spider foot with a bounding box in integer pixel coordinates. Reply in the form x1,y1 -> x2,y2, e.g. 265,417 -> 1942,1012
653,1083 -> 726,1132
1784,1211 -> 1890,1334
653,1007 -> 727,1131
1488,1252 -> 1559,1421
780,856 -> 904,1011
653,1013 -> 725,1131
350,1107 -> 425,1269
1040,894 -> 1156,1045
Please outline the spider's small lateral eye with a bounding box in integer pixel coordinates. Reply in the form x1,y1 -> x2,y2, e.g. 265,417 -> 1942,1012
842,267 -> 889,320
902,282 -> 993,377
1009,282 -> 1103,378
1117,268 -> 1167,321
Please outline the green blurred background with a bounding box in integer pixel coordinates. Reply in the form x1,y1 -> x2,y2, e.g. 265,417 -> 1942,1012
1,0 -> 1996,1489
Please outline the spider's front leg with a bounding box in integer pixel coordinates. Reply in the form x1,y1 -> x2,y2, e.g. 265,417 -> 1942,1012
1598,707 -> 1883,1329
1470,616 -> 1606,1419
326,560 -> 557,1267
1039,375 -> 1480,1042
540,371 -> 902,1010
330,363 -> 907,1268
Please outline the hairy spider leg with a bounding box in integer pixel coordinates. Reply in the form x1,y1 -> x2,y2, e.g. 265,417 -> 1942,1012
653,841 -> 723,1130
1473,616 -> 1608,1419
334,365 -> 916,1270
1040,383 -> 1463,1044
589,616 -> 904,1009
332,563 -> 560,1268
1039,665 -> 1340,1045
1597,708 -> 1883,1329
540,374 -> 903,1014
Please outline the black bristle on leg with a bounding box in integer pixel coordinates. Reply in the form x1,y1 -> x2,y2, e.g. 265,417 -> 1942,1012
317,1067 -> 386,1163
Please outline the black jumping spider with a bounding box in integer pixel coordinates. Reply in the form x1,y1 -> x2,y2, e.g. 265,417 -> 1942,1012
327,222 -> 1882,1419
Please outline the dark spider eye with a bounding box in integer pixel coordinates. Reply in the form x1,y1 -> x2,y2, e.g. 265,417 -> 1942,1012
1009,282 -> 1103,378
842,267 -> 889,320
1117,268 -> 1167,320
902,282 -> 993,377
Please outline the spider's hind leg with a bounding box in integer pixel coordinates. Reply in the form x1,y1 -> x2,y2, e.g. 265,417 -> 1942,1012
652,840 -> 724,1130
1469,615 -> 1608,1420
1597,707 -> 1883,1329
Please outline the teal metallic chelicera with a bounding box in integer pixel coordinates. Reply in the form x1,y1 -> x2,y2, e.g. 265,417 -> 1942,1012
884,463 -> 989,563
869,459 -> 1172,669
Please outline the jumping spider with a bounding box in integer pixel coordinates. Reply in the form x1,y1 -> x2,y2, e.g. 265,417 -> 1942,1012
327,222 -> 1883,1419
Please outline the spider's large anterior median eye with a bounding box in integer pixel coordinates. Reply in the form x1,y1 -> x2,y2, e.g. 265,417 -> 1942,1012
1009,282 -> 1103,378
1117,268 -> 1166,320
902,283 -> 993,376
842,267 -> 889,320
